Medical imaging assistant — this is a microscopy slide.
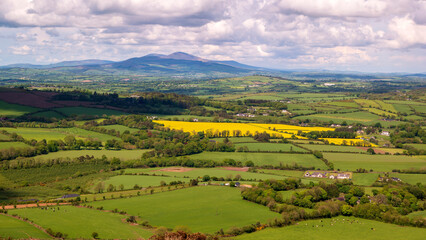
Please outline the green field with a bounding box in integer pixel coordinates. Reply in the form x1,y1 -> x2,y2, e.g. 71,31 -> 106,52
234,217 -> 426,240
9,206 -> 152,239
51,127 -> 120,143
235,143 -> 308,152
389,173 -> 426,185
89,186 -> 280,233
0,141 -> 32,150
324,153 -> 426,172
294,111 -> 382,125
0,133 -> 11,141
301,144 -> 365,153
189,152 -> 327,169
100,124 -> 140,133
0,214 -> 51,239
0,100 -> 39,117
0,127 -> 70,141
55,107 -> 128,117
406,144 -> 426,151
214,137 -> 257,143
407,211 -> 426,219
103,167 -> 289,190
31,110 -> 65,119
29,149 -> 149,161
352,173 -> 379,186
102,175 -> 183,189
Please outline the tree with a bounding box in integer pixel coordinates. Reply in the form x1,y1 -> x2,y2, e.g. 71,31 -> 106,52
202,175 -> 211,182
367,147 -> 375,155
92,232 -> 99,239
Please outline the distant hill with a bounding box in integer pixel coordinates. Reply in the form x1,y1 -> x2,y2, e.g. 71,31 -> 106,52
0,52 -> 267,77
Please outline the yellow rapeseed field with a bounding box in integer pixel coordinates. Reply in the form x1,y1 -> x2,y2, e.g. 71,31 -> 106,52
154,120 -> 376,146
320,138 -> 378,147
154,120 -> 286,137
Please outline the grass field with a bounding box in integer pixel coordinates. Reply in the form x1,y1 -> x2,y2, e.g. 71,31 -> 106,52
100,124 -> 140,133
389,173 -> 426,185
55,107 -> 128,117
9,206 -> 153,239
102,175 -> 183,189
0,214 -> 51,239
235,143 -> 308,152
29,149 -> 149,161
294,111 -> 382,125
213,137 -> 257,143
89,186 -> 280,233
189,152 -> 327,169
301,144 -> 365,153
31,110 -> 65,119
0,100 -> 39,117
352,173 -> 379,186
124,167 -> 288,182
323,153 -> 426,172
0,133 -> 11,141
234,217 -> 426,240
0,127 -> 70,141
406,144 -> 426,151
407,211 -> 426,219
0,141 -> 32,150
51,127 -> 120,143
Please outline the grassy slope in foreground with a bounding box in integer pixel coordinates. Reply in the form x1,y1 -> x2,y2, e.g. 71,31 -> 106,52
234,217 -> 426,240
323,153 -> 426,172
89,186 -> 280,233
0,214 -> 51,239
9,206 -> 152,239
189,152 -> 327,169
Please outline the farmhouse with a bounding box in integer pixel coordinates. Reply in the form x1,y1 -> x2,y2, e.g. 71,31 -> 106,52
310,172 -> 326,178
381,131 -> 390,136
337,173 -> 350,179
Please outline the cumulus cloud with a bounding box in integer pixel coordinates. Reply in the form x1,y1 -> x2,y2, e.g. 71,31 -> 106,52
0,0 -> 424,72
10,45 -> 33,55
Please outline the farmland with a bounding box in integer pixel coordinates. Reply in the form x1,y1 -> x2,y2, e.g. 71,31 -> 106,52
9,206 -> 153,239
0,100 -> 39,117
323,153 -> 426,172
0,73 -> 424,239
189,152 -> 327,169
0,214 -> 51,239
89,186 -> 280,233
234,217 -> 426,240
27,149 -> 149,161
234,142 -> 308,152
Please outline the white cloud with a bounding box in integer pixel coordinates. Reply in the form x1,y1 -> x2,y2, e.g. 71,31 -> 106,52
10,45 -> 33,55
0,0 -> 424,72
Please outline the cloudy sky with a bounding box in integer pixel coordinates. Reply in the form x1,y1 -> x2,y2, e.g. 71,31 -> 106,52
0,0 -> 425,72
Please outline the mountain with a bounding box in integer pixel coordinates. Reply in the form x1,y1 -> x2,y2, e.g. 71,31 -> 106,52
1,59 -> 113,69
0,52 -> 268,77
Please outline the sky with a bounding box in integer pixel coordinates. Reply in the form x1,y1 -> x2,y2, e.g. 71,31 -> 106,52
0,0 -> 425,73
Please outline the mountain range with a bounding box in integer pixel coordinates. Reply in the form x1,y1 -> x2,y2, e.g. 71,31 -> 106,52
0,52 -> 267,77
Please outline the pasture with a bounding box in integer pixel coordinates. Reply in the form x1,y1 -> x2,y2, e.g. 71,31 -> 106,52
189,152 -> 328,169
9,206 -> 153,239
31,110 -> 65,119
51,127 -> 120,143
55,107 -> 127,117
0,214 -> 51,239
323,153 -> 426,172
301,144 -> 366,153
124,167 -> 288,182
0,141 -> 32,150
351,173 -> 379,186
0,127 -> 70,141
234,217 -> 426,240
235,143 -> 308,152
89,186 -> 280,233
29,149 -> 149,161
389,173 -> 426,185
0,100 -> 39,117
100,124 -> 140,133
